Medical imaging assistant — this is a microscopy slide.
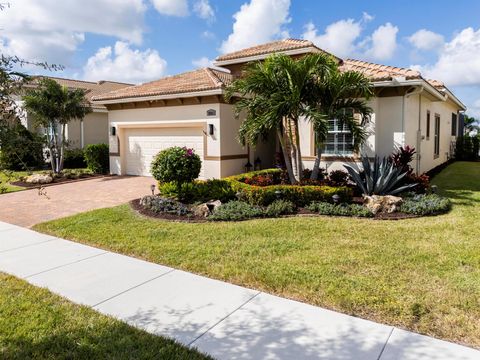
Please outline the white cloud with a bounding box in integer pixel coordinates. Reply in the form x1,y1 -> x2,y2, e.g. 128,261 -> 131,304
192,56 -> 213,68
413,28 -> 480,86
220,0 -> 291,54
194,0 -> 215,21
83,41 -> 167,84
151,0 -> 188,16
201,30 -> 216,39
365,23 -> 398,60
0,0 -> 146,64
408,29 -> 444,51
302,19 -> 362,58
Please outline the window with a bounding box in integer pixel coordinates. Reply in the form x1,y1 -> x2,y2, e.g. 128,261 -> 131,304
451,113 -> 457,136
426,111 -> 431,140
434,114 -> 440,158
323,119 -> 354,155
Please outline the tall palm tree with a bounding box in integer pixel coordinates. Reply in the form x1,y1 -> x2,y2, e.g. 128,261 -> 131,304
309,69 -> 373,179
24,78 -> 92,173
226,53 -> 337,183
463,114 -> 479,135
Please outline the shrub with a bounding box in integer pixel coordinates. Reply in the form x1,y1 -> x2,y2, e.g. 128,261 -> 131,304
151,147 -> 201,196
62,168 -> 93,179
244,173 -> 277,186
210,201 -> 264,221
265,199 -> 296,217
456,136 -> 480,161
227,169 -> 352,206
327,170 -> 349,186
158,179 -> 236,203
400,194 -> 451,216
307,202 -> 373,218
389,145 -> 416,174
405,173 -> 430,194
84,143 -> 109,174
0,124 -> 44,170
140,195 -> 191,216
63,148 -> 86,169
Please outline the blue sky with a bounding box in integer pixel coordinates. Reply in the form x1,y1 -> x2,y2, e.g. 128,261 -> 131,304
1,0 -> 479,116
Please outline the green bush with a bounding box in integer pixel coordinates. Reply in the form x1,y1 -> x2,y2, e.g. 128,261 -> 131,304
400,194 -> 451,216
210,201 -> 264,221
265,199 -> 296,217
63,148 -> 86,169
140,195 -> 191,216
307,202 -> 373,218
227,170 -> 352,207
61,168 -> 93,179
83,144 -> 109,174
0,124 -> 44,170
159,179 -> 236,203
455,136 -> 480,161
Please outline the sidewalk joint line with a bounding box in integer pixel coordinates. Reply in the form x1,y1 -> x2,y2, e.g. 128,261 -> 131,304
25,251 -> 109,279
376,327 -> 394,360
188,291 -> 261,347
0,238 -> 56,254
92,269 -> 176,308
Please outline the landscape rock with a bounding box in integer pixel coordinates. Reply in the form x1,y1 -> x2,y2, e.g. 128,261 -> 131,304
25,174 -> 53,185
194,200 -> 222,218
363,195 -> 403,214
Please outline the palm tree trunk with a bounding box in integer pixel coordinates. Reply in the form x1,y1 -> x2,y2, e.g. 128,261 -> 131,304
311,133 -> 322,180
59,123 -> 66,172
276,128 -> 296,184
292,118 -> 303,180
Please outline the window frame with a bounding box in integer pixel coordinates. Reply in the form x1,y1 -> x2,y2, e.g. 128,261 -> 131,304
426,110 -> 431,140
434,114 -> 441,158
323,118 -> 355,156
451,113 -> 457,136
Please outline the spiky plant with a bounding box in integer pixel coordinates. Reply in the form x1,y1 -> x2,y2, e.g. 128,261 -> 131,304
344,155 -> 417,196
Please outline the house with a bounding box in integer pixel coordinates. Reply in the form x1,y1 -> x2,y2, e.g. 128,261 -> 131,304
92,39 -> 466,178
21,77 -> 132,149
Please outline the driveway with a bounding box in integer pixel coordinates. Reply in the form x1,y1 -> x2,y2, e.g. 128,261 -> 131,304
0,176 -> 155,227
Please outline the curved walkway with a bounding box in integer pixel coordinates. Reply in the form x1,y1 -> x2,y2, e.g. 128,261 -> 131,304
0,176 -> 155,227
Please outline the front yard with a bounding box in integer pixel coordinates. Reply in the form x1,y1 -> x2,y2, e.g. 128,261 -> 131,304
35,161 -> 480,348
0,273 -> 211,359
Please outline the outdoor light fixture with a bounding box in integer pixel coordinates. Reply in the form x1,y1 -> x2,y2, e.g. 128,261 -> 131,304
254,157 -> 262,170
244,160 -> 253,173
332,194 -> 340,204
208,124 -> 214,136
431,185 -> 438,194
275,190 -> 282,200
150,184 -> 155,195
111,126 -> 116,136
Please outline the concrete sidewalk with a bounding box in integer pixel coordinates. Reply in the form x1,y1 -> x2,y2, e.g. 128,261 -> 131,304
0,221 -> 478,360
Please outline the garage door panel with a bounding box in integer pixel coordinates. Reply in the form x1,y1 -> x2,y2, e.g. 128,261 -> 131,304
125,128 -> 204,177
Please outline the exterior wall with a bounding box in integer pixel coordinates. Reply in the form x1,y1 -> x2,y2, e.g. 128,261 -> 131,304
83,112 -> 109,146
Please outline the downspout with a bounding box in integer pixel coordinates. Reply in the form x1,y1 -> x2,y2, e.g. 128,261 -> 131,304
80,119 -> 85,148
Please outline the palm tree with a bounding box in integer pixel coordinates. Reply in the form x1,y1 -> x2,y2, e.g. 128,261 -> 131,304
226,53 -> 337,183
309,69 -> 373,179
24,78 -> 92,173
463,114 -> 479,135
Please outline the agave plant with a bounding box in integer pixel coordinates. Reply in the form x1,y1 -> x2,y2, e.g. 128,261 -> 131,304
344,155 -> 417,196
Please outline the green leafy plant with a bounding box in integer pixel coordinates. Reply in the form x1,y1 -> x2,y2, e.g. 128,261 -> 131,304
400,194 -> 451,216
210,201 -> 264,221
151,147 -> 201,198
265,199 -> 296,217
307,201 -> 373,217
83,144 -> 109,174
0,124 -> 44,171
158,179 -> 236,203
326,169 -> 349,186
63,148 -> 86,169
344,155 -> 417,196
140,195 -> 191,216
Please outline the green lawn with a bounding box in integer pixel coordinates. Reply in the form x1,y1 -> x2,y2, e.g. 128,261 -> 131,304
0,272 -> 212,360
0,170 -> 31,193
35,161 -> 480,348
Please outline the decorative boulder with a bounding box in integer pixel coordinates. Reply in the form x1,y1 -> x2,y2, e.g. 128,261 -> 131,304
194,200 -> 222,218
25,174 -> 53,185
364,195 -> 403,214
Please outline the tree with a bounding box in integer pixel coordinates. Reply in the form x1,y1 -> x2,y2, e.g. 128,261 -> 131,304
309,69 -> 373,179
463,114 -> 479,135
23,78 -> 92,173
226,53 -> 336,183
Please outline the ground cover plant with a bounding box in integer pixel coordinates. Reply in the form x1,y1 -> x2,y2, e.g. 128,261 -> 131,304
35,162 -> 480,348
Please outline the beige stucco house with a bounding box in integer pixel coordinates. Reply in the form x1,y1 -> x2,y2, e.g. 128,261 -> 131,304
22,77 -> 132,149
93,39 -> 466,179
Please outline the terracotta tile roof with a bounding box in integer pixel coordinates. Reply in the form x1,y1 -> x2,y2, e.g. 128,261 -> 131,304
341,59 -> 422,82
215,39 -> 340,63
92,68 -> 233,102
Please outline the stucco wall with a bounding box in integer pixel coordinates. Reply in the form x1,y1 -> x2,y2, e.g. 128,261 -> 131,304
83,112 -> 109,146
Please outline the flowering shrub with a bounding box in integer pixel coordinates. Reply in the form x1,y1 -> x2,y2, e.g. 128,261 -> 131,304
244,174 -> 277,186
151,147 -> 201,196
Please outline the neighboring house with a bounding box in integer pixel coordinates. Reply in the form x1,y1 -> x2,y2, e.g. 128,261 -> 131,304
22,77 -> 132,149
92,39 -> 466,179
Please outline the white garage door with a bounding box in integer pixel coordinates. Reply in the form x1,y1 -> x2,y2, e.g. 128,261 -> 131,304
124,127 -> 205,177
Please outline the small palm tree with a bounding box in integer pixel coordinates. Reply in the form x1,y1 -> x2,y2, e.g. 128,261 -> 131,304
24,78 -> 92,173
226,53 -> 337,183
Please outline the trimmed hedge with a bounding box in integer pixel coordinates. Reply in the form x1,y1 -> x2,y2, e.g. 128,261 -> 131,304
226,169 -> 352,206
158,179 -> 237,203
63,148 -> 86,169
84,144 -> 109,174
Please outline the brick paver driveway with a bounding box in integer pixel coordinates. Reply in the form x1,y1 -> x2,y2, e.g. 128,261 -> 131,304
0,176 -> 155,227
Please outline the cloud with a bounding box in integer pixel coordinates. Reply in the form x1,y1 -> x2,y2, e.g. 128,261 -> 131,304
365,22 -> 398,60
412,27 -> 480,86
0,0 -> 146,64
201,30 -> 216,39
220,0 -> 291,54
83,41 -> 167,84
192,56 -> 213,68
408,29 -> 444,51
194,0 -> 215,21
302,19 -> 362,58
151,0 -> 188,16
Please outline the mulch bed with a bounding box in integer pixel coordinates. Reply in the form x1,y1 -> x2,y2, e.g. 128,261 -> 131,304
130,198 -> 419,222
11,174 -> 107,189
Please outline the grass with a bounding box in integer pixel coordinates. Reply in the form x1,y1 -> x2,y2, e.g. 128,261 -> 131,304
0,272 -> 212,360
0,170 -> 32,193
34,161 -> 480,348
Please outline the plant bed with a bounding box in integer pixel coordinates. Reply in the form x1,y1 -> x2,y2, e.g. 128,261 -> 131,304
10,170 -> 105,189
130,199 -> 209,223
